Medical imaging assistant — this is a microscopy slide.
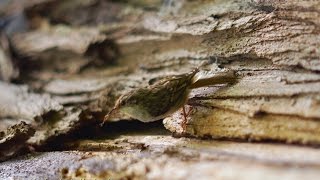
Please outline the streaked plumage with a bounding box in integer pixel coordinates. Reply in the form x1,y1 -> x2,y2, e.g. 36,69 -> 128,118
102,69 -> 236,126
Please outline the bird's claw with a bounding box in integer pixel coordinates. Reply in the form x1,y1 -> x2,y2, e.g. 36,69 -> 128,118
182,106 -> 193,132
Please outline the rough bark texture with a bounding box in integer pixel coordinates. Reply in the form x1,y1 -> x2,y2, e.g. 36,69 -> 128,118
17,0 -> 319,144
2,124 -> 320,180
158,0 -> 320,144
0,82 -> 62,124
0,82 -> 95,151
0,121 -> 35,162
0,0 -> 320,179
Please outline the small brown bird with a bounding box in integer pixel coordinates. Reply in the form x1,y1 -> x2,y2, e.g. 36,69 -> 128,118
101,68 -> 237,129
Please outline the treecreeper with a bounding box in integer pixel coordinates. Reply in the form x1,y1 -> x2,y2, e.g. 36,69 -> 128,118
101,68 -> 238,129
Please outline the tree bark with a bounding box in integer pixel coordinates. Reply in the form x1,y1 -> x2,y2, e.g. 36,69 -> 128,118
0,0 -> 319,179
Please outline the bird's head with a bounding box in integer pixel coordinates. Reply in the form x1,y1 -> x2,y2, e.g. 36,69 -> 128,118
101,92 -> 135,126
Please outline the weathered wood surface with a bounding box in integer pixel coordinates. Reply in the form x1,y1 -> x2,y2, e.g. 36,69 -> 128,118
0,0 -> 319,179
15,0 -> 319,144
7,0 -> 319,145
2,123 -> 320,179
0,33 -> 19,82
0,121 -> 34,162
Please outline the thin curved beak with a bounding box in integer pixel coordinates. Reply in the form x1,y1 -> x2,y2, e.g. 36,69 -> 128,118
100,107 -> 117,127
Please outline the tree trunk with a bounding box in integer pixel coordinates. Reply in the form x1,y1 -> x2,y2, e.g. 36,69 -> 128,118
0,0 -> 319,179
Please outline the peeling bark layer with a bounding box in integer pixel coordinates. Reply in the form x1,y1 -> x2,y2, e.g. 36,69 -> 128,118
8,0 -> 319,145
0,0 -> 319,178
0,81 -> 93,150
0,34 -> 16,81
0,121 -> 35,162
0,81 -> 62,129
2,133 -> 320,180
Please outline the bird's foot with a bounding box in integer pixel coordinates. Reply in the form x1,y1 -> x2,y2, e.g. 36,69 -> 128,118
182,106 -> 193,132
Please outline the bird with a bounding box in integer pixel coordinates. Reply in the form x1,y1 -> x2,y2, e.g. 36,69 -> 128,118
101,68 -> 237,130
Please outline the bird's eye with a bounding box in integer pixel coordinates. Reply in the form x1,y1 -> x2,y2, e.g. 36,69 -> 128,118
120,100 -> 126,106
118,95 -> 127,106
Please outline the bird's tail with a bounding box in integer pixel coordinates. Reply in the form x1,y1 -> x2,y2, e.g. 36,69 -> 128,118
190,70 -> 237,89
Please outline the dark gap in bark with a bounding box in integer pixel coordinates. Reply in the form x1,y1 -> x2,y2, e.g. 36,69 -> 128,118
37,120 -> 169,151
100,120 -> 170,139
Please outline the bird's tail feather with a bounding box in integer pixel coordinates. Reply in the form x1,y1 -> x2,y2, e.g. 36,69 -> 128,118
190,70 -> 237,89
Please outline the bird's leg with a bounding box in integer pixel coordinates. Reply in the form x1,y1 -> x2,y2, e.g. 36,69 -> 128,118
186,106 -> 193,117
182,106 -> 193,131
182,106 -> 188,131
